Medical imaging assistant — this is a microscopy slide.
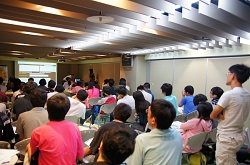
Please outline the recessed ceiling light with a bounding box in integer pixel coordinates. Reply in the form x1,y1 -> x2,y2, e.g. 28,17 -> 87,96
21,31 -> 44,36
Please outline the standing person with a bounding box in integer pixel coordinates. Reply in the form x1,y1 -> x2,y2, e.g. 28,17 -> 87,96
127,99 -> 182,165
28,93 -> 84,165
161,83 -> 178,115
210,86 -> 224,108
144,82 -> 154,102
137,85 -> 152,104
178,85 -> 197,114
210,64 -> 250,165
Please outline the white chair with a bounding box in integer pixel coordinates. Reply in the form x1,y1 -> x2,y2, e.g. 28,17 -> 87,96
88,97 -> 101,107
80,129 -> 97,148
96,103 -> 117,127
14,138 -> 31,162
183,132 -> 209,165
65,116 -> 80,125
0,141 -> 10,149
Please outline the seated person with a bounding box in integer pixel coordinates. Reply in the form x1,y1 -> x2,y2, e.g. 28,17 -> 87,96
86,126 -> 135,165
84,103 -> 137,162
210,86 -> 224,108
0,111 -> 15,142
181,102 -> 213,152
178,85 -> 197,114
237,144 -> 250,164
28,93 -> 84,164
97,86 -> 116,114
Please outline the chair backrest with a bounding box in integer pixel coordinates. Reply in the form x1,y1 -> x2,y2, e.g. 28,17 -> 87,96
126,109 -> 136,123
186,111 -> 198,121
65,116 -> 80,125
88,97 -> 101,106
208,128 -> 217,143
100,102 -> 117,114
80,129 -> 97,148
174,114 -> 187,122
14,138 -> 31,156
184,132 -> 209,152
0,141 -> 10,149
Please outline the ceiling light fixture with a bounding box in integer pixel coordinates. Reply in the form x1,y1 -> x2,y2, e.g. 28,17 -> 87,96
87,11 -> 114,24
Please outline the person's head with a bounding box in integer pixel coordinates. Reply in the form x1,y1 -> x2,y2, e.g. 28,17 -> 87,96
47,93 -> 70,121
65,77 -> 71,82
148,99 -> 176,129
19,82 -> 25,91
193,94 -> 208,106
133,91 -> 145,102
144,82 -> 150,89
137,85 -> 145,91
184,85 -> 194,95
161,83 -> 173,96
39,78 -> 47,86
115,85 -> 127,97
23,81 -> 38,94
227,64 -> 250,85
108,78 -> 115,87
6,82 -> 14,90
48,80 -> 56,89
103,86 -> 112,96
76,80 -> 84,87
197,102 -> 213,121
0,77 -> 3,84
28,77 -> 34,82
210,87 -> 224,99
76,89 -> 88,101
88,81 -> 95,89
113,103 -> 132,122
103,79 -> 109,85
30,88 -> 47,107
55,84 -> 65,93
119,78 -> 126,86
100,126 -> 135,164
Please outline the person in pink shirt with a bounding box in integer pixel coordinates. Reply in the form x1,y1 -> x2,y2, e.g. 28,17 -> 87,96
28,93 -> 84,165
85,82 -> 100,109
181,101 -> 213,152
71,80 -> 85,94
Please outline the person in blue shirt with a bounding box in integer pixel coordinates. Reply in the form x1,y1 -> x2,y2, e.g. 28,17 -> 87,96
178,85 -> 197,114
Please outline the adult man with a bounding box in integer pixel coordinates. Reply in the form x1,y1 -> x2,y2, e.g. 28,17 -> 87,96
86,126 -> 135,165
115,86 -> 135,109
13,81 -> 37,120
16,88 -> 48,140
127,99 -> 182,165
178,85 -> 197,114
137,85 -> 152,104
84,103 -> 137,162
210,64 -> 250,165
28,93 -> 84,165
66,89 -> 88,120
144,82 -> 154,102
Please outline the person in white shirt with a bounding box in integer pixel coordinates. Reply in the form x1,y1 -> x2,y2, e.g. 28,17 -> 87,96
137,85 -> 152,104
116,86 -> 135,109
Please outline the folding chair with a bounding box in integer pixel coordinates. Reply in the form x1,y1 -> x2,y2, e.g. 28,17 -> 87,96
186,111 -> 198,121
65,116 -> 80,125
126,109 -> 136,123
88,97 -> 101,107
0,141 -> 10,149
174,114 -> 187,122
80,129 -> 97,148
14,138 -> 31,162
183,132 -> 209,165
96,103 -> 116,127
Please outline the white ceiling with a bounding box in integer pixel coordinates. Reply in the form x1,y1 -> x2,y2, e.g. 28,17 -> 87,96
0,0 -> 249,62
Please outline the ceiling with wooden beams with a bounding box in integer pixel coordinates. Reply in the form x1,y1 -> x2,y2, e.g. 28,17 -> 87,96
0,0 -> 249,62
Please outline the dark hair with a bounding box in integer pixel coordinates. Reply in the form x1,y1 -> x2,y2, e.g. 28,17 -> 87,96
76,90 -> 88,101
6,82 -> 14,90
184,85 -> 194,95
39,78 -> 47,86
102,126 -> 135,164
23,81 -> 38,94
133,91 -> 150,114
76,80 -> 84,87
144,82 -> 150,89
113,103 -> 132,122
228,64 -> 250,84
47,93 -> 70,121
65,77 -> 71,81
115,85 -> 127,96
197,102 -> 213,121
137,85 -> 144,90
161,83 -> 173,96
103,79 -> 109,85
88,81 -> 95,89
103,86 -> 112,95
55,84 -> 65,93
19,82 -> 25,90
48,80 -> 56,88
210,87 -> 224,99
193,94 -> 207,106
28,77 -> 34,82
150,99 -> 176,129
30,88 -> 47,107
108,79 -> 115,87
119,78 -> 126,86
0,77 -> 3,84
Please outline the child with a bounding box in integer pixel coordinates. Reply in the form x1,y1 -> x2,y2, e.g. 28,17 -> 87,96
210,86 -> 224,108
178,85 -> 197,114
